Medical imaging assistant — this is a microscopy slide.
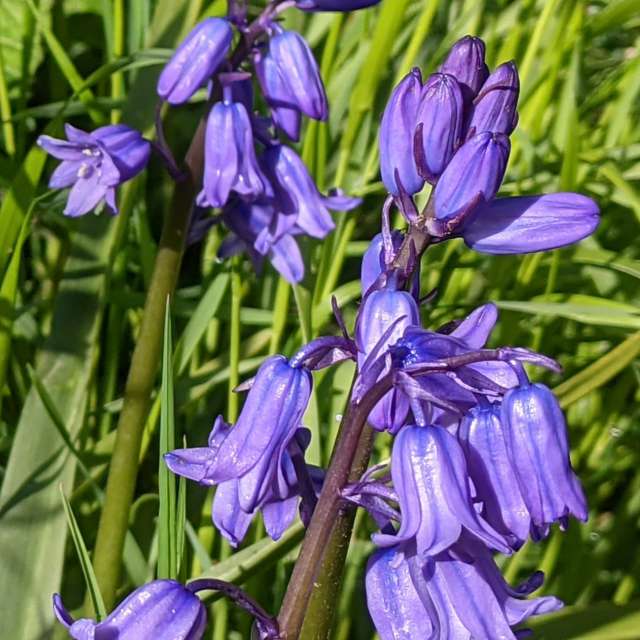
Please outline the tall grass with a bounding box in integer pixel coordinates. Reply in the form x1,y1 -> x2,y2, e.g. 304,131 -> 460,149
0,0 -> 638,638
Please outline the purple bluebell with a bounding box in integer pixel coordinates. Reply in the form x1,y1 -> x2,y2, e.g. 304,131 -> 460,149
157,18 -> 233,105
53,580 -> 206,639
379,69 -> 424,197
501,381 -> 588,538
296,0 -> 381,11
37,124 -> 150,217
254,49 -> 303,141
360,231 -> 404,295
356,288 -> 420,432
462,192 -> 601,254
373,425 -> 511,555
261,144 -> 360,239
366,541 -> 561,640
432,131 -> 510,222
459,402 -> 531,546
439,35 -> 489,103
414,73 -> 464,183
467,61 -> 520,137
265,27 -> 328,121
197,92 -> 265,209
220,196 -> 305,284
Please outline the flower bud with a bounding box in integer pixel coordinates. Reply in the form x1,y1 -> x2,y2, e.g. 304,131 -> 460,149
197,98 -> 265,208
439,35 -> 489,103
296,0 -> 381,10
467,61 -> 520,137
267,28 -> 328,121
53,580 -> 207,639
501,382 -> 588,538
433,131 -> 510,221
157,18 -> 233,105
414,73 -> 464,183
360,231 -> 404,295
379,69 -> 424,196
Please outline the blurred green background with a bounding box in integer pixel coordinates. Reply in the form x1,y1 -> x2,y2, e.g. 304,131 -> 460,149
0,0 -> 639,638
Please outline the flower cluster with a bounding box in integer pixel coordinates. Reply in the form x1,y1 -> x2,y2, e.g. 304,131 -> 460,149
38,1 -> 366,283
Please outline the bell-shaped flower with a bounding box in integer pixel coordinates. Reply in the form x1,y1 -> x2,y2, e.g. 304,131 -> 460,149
157,18 -> 233,104
439,35 -> 489,104
459,402 -> 531,546
197,94 -> 265,209
296,0 -> 381,10
53,580 -> 207,639
365,547 -> 434,640
37,124 -> 150,217
261,144 -> 360,239
373,425 -> 511,555
355,288 -> 420,432
254,49 -> 302,141
414,73 -> 464,183
467,61 -> 520,137
265,27 -> 328,121
360,231 -> 404,295
501,382 -> 588,538
166,356 -> 311,489
379,69 -> 425,197
462,192 -> 600,254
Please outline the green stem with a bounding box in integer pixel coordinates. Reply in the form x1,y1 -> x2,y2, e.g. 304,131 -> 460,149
91,121 -> 205,609
111,0 -> 125,124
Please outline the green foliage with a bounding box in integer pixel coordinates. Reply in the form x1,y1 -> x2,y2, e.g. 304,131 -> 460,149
0,0 -> 639,638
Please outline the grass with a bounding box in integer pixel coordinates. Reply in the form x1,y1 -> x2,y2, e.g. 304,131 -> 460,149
0,0 -> 639,638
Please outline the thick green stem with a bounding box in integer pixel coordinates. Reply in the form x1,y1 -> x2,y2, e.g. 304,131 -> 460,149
92,122 -> 205,609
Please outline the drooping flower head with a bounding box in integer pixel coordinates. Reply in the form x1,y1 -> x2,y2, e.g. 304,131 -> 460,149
37,124 -> 150,217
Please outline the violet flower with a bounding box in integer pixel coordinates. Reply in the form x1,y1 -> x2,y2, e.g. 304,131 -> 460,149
360,231 -> 404,295
379,69 -> 424,196
501,381 -> 588,539
373,424 -> 511,555
53,580 -> 206,639
414,72 -> 464,183
467,61 -> 520,137
355,288 -> 420,432
197,89 -> 265,209
157,18 -> 233,105
264,26 -> 328,121
37,124 -> 150,217
439,35 -> 489,104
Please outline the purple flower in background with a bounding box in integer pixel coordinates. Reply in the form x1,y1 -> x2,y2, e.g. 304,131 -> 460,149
373,425 -> 511,555
197,93 -> 265,209
462,192 -> 600,254
38,124 -> 150,217
262,144 -> 360,239
467,61 -> 520,137
157,18 -> 233,105
432,131 -> 510,222
414,72 -> 464,183
458,402 -> 531,546
439,35 -> 489,103
265,27 -> 328,121
53,580 -> 206,639
379,69 -> 424,196
501,381 -> 588,539
296,0 -> 381,11
355,288 -> 420,432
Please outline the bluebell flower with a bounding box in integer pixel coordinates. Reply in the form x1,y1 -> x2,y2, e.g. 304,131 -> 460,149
37,124 -> 150,217
439,35 -> 489,104
157,18 -> 233,105
414,72 -> 464,183
379,69 -> 424,197
501,381 -> 588,539
264,27 -> 328,121
360,231 -> 404,295
373,425 -> 511,555
53,580 -> 207,639
197,93 -> 265,209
